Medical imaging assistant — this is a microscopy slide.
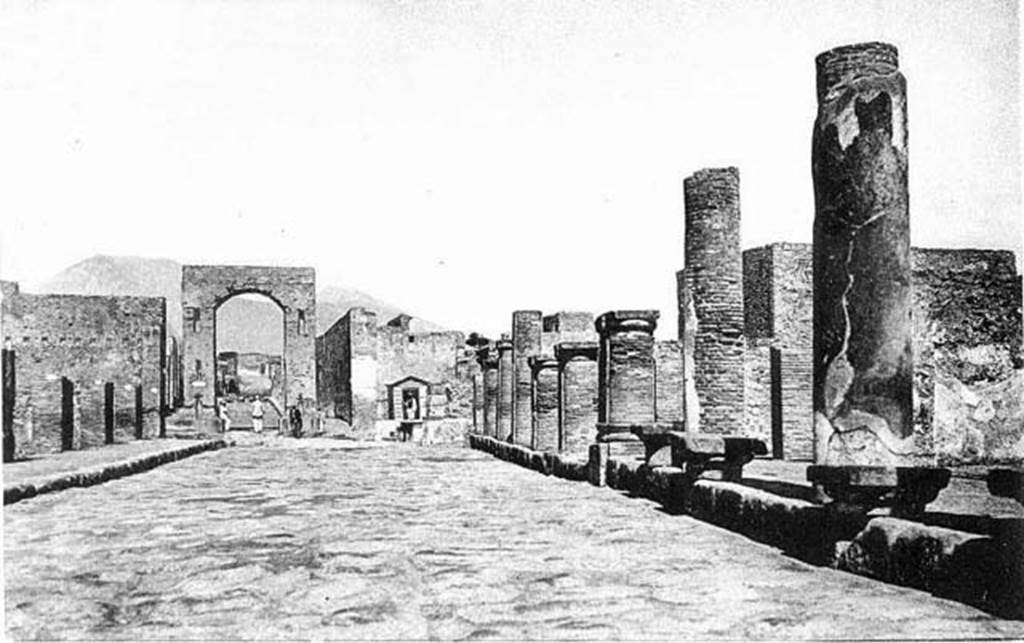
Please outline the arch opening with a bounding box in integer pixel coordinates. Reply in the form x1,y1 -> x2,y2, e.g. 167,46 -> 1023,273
214,292 -> 285,430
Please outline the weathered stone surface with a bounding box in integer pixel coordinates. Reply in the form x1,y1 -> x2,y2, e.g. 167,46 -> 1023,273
681,167 -> 746,436
495,339 -> 514,441
512,311 -> 542,446
555,342 -> 599,459
527,355 -> 558,452
595,310 -> 659,430
811,43 -> 921,467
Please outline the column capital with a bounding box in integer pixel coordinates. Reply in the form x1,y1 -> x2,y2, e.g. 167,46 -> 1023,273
595,310 -> 659,336
527,355 -> 558,372
495,338 -> 513,352
554,341 -> 598,364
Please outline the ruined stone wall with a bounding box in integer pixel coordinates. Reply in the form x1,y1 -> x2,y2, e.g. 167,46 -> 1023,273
912,249 -> 1022,464
543,312 -> 596,342
682,168 -> 745,435
2,286 -> 166,457
742,243 -> 815,459
315,308 -> 378,436
654,340 -> 684,423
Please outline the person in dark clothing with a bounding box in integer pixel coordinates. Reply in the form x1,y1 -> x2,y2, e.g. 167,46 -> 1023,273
288,405 -> 302,438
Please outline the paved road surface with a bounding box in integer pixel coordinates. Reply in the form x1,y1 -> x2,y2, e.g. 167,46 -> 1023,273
5,439 -> 1022,639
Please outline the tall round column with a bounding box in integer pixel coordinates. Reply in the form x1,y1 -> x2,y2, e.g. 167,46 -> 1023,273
512,311 -> 542,446
812,42 -> 918,466
682,167 -> 745,435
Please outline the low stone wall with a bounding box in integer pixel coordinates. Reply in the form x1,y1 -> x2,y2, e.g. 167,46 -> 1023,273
468,434 -> 1023,619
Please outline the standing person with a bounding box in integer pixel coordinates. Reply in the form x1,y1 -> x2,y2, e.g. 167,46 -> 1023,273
251,397 -> 264,434
289,404 -> 303,438
218,398 -> 232,433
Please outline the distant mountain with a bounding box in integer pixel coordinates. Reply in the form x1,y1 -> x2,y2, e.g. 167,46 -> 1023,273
30,255 -> 445,352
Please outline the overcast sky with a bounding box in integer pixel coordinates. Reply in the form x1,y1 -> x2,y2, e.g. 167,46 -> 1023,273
1,0 -> 1019,338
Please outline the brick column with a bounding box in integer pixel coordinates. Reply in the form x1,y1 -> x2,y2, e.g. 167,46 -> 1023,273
681,167 -> 745,435
595,310 -> 659,437
495,338 -> 513,441
528,355 -> 559,452
811,42 -> 920,467
512,311 -> 542,446
555,341 -> 598,458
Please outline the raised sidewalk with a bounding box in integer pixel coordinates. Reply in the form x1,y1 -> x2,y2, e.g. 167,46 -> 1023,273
468,434 -> 1024,620
4,438 -> 229,505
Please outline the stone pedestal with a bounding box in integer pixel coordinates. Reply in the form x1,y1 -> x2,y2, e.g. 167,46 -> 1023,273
680,167 -> 745,435
528,355 -> 559,452
811,42 -> 922,468
555,341 -> 599,458
495,338 -> 513,442
512,311 -> 542,446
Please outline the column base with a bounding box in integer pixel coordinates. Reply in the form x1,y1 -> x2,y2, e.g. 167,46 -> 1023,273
808,465 -> 951,516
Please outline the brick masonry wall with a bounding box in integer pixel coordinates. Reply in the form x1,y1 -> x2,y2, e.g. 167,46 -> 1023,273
654,340 -> 684,423
682,167 -> 745,435
2,288 -> 166,457
558,355 -> 598,458
512,311 -> 542,446
744,338 -> 772,451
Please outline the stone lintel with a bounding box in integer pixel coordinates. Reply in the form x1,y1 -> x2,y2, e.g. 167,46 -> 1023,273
554,341 -> 598,363
595,310 -> 660,336
596,422 -> 647,442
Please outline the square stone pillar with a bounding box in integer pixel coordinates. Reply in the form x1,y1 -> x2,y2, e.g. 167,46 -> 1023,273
681,167 -> 746,435
512,311 -> 542,446
555,341 -> 598,458
495,337 -> 514,442
595,310 -> 659,440
528,355 -> 559,452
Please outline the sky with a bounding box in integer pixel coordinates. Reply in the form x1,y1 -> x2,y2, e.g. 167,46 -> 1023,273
1,0 -> 1019,339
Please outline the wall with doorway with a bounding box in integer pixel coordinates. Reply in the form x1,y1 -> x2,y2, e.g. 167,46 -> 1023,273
0,281 -> 166,458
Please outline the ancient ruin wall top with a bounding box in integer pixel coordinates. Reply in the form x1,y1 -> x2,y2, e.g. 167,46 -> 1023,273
683,167 -> 740,223
816,42 -> 899,101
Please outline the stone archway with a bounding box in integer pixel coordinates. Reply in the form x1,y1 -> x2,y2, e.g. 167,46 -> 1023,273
181,265 -> 316,425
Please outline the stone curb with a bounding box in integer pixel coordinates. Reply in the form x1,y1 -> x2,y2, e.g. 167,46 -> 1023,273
468,433 -> 1023,619
3,439 -> 230,506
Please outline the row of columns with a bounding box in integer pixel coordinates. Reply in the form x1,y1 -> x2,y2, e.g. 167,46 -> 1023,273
472,42 -> 942,509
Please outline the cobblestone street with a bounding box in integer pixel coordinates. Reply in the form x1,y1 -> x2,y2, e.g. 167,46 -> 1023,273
5,440 -> 1023,640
